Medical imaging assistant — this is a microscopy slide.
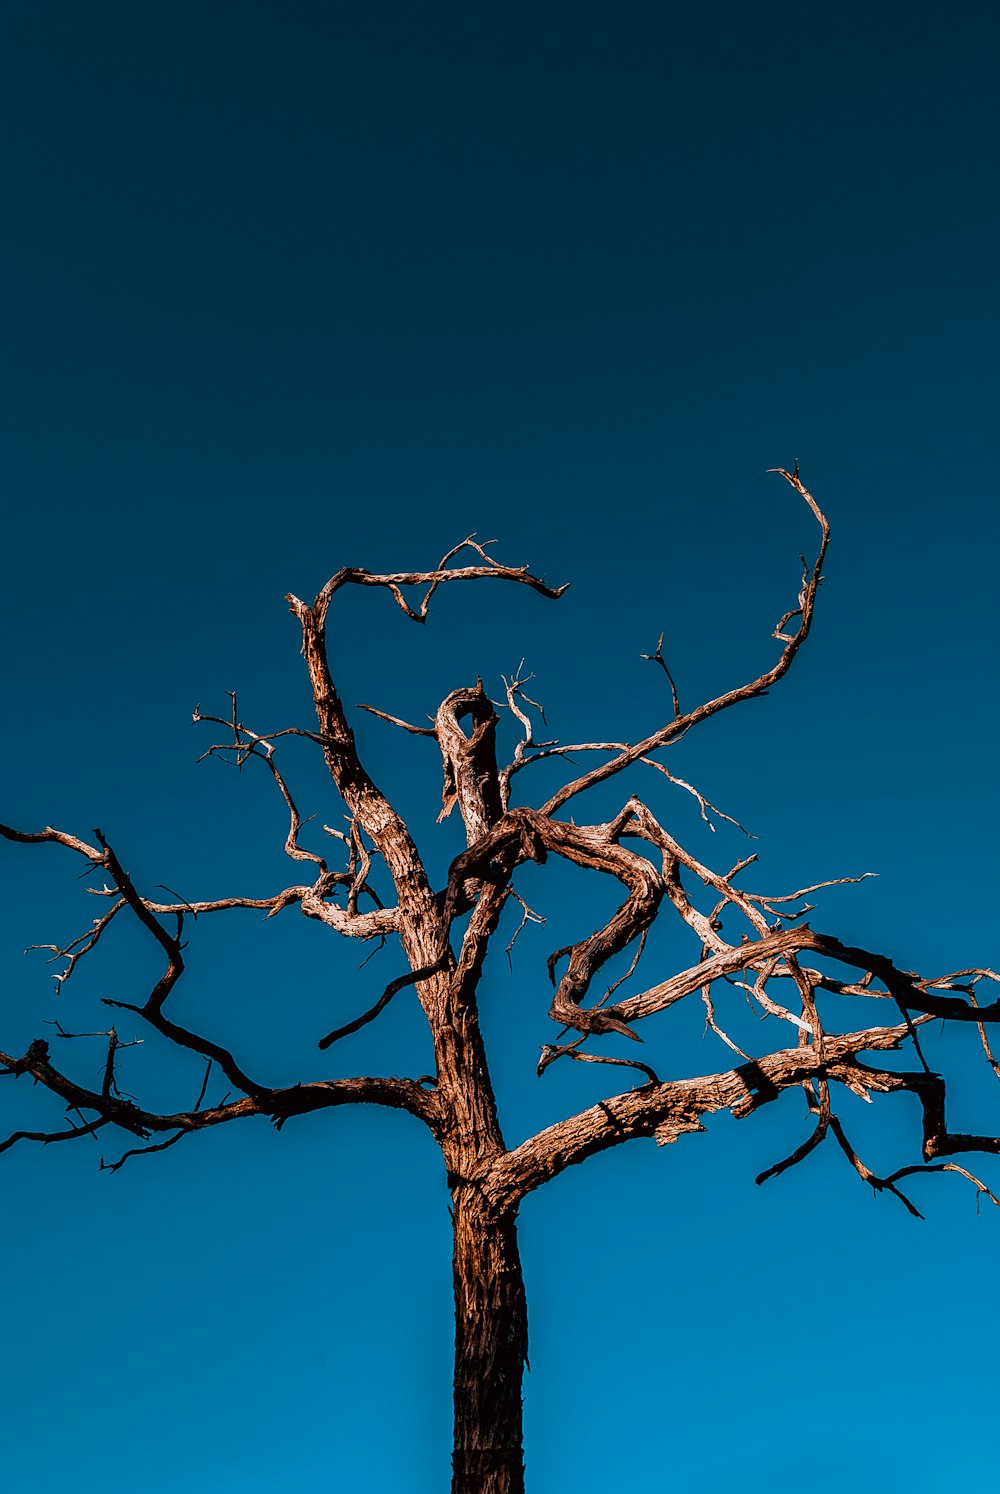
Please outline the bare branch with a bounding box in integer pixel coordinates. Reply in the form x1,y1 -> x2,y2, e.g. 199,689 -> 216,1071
827,1115 -> 924,1218
0,1114 -> 110,1155
100,1128 -> 188,1173
641,633 -> 682,721
755,1112 -> 829,1186
969,983 -> 1000,1085
303,545 -> 568,632
0,1037 -> 442,1141
435,682 -> 504,844
701,984 -> 753,1061
26,898 -> 126,987
505,892 -> 545,970
357,703 -> 436,736
300,890 -> 400,940
540,468 -> 830,817
193,695 -> 328,872
317,954 -> 448,1051
0,823 -> 103,861
487,1019 -> 917,1208
537,1044 -> 661,1086
505,739 -> 752,833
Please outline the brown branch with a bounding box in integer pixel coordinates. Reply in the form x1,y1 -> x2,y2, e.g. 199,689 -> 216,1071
286,575 -> 447,1027
540,468 -> 829,817
26,898 -> 126,987
435,683 -> 504,845
498,664 -> 554,809
610,925 -> 816,1030
487,1019 -> 917,1208
537,1044 -> 661,1085
744,873 -> 877,908
194,695 -> 328,872
505,892 -> 545,970
299,890 -> 400,940
828,1109 -> 1000,1215
95,831 -> 180,971
505,740 -> 752,834
357,703 -> 436,736
641,633 -> 682,721
701,983 -> 753,1061
883,1161 -> 1000,1213
969,984 -> 1000,1084
447,883 -> 509,1012
827,1115 -> 925,1217
304,544 -> 567,632
0,1037 -> 442,1146
608,926 -> 1000,1033
317,953 -> 449,1050
150,888 -> 313,919
0,823 -> 103,861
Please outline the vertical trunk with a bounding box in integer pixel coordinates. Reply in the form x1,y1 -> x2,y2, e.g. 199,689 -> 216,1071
451,1189 -> 528,1494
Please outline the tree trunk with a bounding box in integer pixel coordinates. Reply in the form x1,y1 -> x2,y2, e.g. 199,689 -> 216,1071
451,1189 -> 528,1494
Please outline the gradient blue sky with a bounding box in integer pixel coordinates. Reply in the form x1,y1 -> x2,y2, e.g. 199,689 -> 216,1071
2,3 -> 999,1490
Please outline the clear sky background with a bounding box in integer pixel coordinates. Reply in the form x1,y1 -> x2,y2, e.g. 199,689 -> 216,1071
1,2 -> 998,1490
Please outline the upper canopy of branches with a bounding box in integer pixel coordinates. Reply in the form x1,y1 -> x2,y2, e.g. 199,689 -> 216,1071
3,468 -> 999,1217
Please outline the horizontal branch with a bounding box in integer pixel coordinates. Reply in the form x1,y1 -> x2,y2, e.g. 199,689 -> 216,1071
300,891 -> 400,939
0,823 -> 102,861
611,925 -> 1000,1030
486,1020 -> 916,1207
306,536 -> 567,631
0,1038 -> 442,1147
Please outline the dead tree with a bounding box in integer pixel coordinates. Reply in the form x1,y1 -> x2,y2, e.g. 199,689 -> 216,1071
3,468 -> 999,1493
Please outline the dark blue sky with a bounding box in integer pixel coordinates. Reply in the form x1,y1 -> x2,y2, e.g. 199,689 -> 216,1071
2,3 -> 999,1490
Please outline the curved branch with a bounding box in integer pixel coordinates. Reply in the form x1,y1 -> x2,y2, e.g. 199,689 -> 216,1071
85,831 -> 273,1100
1,823 -> 103,861
300,891 -> 400,939
486,1019 -> 915,1208
505,739 -> 753,834
317,954 -> 447,1050
540,468 -> 829,817
0,1038 -> 442,1147
435,683 -> 504,845
305,538 -> 567,631
607,926 -> 1000,1032
1,1115 -> 110,1155
193,695 -> 328,872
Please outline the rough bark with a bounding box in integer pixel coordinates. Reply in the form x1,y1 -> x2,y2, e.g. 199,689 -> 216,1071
451,1190 -> 528,1494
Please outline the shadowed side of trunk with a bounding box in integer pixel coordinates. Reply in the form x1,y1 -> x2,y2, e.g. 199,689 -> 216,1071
451,1189 -> 528,1494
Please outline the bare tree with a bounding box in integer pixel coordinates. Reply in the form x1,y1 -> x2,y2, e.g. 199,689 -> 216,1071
3,468 -> 999,1493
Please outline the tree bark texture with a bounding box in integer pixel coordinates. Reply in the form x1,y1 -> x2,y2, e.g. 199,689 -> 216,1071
451,1190 -> 528,1494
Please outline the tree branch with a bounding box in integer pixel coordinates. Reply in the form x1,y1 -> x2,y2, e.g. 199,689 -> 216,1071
486,1020 -> 916,1207
539,468 -> 829,817
0,1037 -> 442,1145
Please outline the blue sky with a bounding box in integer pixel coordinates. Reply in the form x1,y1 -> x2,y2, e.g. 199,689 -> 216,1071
1,2 -> 998,1489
